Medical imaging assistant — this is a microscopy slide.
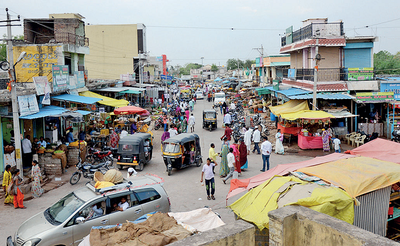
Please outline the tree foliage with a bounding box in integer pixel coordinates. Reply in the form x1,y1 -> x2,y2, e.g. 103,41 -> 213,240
226,59 -> 254,70
211,64 -> 218,72
179,63 -> 202,75
0,34 -> 24,62
374,50 -> 400,74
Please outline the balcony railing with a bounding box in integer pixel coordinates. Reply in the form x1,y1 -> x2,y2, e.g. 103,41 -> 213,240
281,22 -> 344,47
56,33 -> 89,47
276,68 -> 375,82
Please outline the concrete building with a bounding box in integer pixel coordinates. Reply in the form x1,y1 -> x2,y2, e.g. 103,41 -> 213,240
190,65 -> 227,81
85,23 -> 146,81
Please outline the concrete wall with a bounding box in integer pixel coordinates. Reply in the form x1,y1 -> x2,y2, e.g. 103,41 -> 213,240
268,206 -> 400,246
290,52 -> 303,69
169,219 -> 255,246
85,24 -> 138,80
318,46 -> 340,68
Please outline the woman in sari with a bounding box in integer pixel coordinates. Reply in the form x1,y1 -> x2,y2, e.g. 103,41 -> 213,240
239,140 -> 248,170
2,165 -> 13,205
322,128 -> 332,152
13,169 -> 26,209
275,129 -> 284,155
230,141 -> 241,174
219,138 -> 229,178
31,160 -> 43,198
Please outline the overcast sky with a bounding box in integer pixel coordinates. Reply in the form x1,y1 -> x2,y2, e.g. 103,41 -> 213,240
1,0 -> 400,67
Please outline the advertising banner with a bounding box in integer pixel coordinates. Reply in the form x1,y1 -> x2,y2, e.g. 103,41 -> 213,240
356,92 -> 394,103
18,94 -> 39,116
33,76 -> 52,95
380,82 -> 400,100
348,68 -> 374,81
52,65 -> 69,92
13,45 -> 61,83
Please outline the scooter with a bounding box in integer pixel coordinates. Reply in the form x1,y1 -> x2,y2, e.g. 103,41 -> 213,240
69,158 -> 112,185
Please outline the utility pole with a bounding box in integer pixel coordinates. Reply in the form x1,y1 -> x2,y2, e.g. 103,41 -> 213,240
312,39 -> 319,110
253,45 -> 264,85
4,8 -> 23,176
201,57 -> 204,83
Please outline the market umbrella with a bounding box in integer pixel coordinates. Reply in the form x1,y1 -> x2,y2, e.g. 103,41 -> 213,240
214,77 -> 222,82
113,106 -> 150,116
222,80 -> 230,84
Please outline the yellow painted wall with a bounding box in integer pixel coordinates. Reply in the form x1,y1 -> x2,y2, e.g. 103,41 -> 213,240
85,24 -> 138,80
13,45 -> 62,83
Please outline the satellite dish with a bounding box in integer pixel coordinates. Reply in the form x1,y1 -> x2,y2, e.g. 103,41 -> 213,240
0,61 -> 10,71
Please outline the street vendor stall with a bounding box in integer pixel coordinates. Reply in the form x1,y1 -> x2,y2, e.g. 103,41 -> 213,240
280,110 -> 335,150
269,100 -> 310,134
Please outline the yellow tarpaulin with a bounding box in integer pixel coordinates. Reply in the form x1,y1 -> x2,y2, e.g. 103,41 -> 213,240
269,100 -> 309,116
228,176 -> 354,230
280,110 -> 335,121
298,156 -> 400,198
79,91 -> 129,108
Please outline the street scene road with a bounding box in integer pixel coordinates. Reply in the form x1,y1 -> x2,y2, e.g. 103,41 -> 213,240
0,98 -> 314,243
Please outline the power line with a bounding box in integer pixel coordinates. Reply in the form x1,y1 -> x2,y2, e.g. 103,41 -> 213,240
147,25 -> 282,31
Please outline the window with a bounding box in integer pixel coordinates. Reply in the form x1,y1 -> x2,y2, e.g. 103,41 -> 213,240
163,143 -> 180,153
135,188 -> 161,204
46,192 -> 84,225
65,199 -> 105,227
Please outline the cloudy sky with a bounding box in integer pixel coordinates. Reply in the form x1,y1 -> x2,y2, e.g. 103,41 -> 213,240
1,0 -> 400,67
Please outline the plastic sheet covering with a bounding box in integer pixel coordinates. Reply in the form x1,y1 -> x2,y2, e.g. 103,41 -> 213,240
298,156 -> 400,198
228,176 -> 354,230
168,208 -> 225,232
268,100 -> 309,116
280,110 -> 335,121
348,138 -> 400,164
79,91 -> 129,108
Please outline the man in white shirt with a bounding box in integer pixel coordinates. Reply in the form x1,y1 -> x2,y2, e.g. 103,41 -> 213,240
223,113 -> 232,125
200,158 -> 218,200
22,135 -> 32,168
252,126 -> 261,154
39,136 -> 47,148
260,136 -> 272,172
230,101 -> 236,111
333,135 -> 341,153
120,129 -> 129,139
223,148 -> 236,184
188,114 -> 195,133
244,127 -> 253,155
115,197 -> 129,211
168,125 -> 178,137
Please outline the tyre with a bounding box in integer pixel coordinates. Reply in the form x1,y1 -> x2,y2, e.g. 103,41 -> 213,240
137,161 -> 144,171
167,168 -> 172,176
196,158 -> 202,167
155,124 -> 160,130
209,125 -> 212,132
70,172 -> 81,185
118,165 -> 124,170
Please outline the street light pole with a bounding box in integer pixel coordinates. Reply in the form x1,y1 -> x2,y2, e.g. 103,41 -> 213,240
201,57 -> 204,83
312,39 -> 319,110
6,8 -> 23,177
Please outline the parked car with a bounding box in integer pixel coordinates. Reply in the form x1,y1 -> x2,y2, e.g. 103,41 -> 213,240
7,175 -> 170,246
195,92 -> 204,100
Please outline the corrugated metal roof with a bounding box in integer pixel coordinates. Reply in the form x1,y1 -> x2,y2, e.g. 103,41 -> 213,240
20,106 -> 67,120
276,88 -> 310,97
289,93 -> 354,100
53,94 -> 102,104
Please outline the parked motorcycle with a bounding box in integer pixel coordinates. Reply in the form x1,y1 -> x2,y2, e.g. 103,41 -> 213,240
392,130 -> 400,143
153,116 -> 164,130
86,147 -> 115,164
69,158 -> 112,185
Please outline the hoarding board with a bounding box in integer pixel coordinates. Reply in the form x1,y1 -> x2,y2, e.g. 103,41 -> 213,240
348,68 -> 374,81
33,76 -> 52,95
380,82 -> 400,100
52,65 -> 69,92
18,94 -> 39,116
356,92 -> 394,103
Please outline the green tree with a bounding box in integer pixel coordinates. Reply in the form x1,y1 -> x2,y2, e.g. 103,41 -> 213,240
0,34 -> 24,62
244,59 -> 255,69
179,63 -> 202,75
211,64 -> 218,72
226,59 -> 244,70
374,50 -> 400,74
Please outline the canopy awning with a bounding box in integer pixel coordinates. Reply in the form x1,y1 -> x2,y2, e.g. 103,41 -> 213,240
289,93 -> 354,100
118,89 -> 143,95
19,106 -> 67,120
76,110 -> 92,116
79,91 -> 129,108
280,110 -> 335,121
94,87 -> 131,93
324,109 -> 358,118
269,100 -> 309,116
52,94 -> 101,104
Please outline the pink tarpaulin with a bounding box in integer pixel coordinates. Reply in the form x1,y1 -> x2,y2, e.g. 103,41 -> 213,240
227,153 -> 354,199
348,138 -> 400,164
298,134 -> 324,149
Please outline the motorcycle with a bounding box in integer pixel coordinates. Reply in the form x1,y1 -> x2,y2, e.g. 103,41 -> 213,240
392,130 -> 400,143
69,158 -> 112,185
153,116 -> 164,130
86,147 -> 115,164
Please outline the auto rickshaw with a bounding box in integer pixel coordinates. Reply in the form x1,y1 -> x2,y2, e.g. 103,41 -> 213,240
116,133 -> 153,171
162,133 -> 202,176
203,109 -> 217,131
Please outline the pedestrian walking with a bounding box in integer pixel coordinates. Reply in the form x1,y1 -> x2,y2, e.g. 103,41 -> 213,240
239,139 -> 248,170
22,135 -> 32,169
188,113 -> 195,133
223,112 -> 232,126
161,126 -> 170,143
2,165 -> 13,205
275,129 -> 285,155
244,127 -> 253,155
219,137 -> 229,178
12,169 -> 26,209
260,136 -> 272,172
221,124 -> 232,147
168,124 -> 178,137
31,160 -> 43,198
208,143 -> 219,165
230,141 -> 241,174
163,114 -> 168,132
223,148 -> 236,184
200,158 -> 217,200
333,135 -> 341,153
252,126 -> 261,154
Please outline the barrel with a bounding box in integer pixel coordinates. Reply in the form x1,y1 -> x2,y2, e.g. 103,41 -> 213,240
270,112 -> 276,121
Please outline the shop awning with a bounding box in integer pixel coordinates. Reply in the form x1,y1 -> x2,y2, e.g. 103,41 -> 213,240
118,89 -> 143,95
255,88 -> 271,95
79,91 -> 129,108
94,87 -> 131,93
269,100 -> 310,116
323,109 -> 358,118
19,106 -> 67,120
52,94 -> 102,104
276,88 -> 310,97
280,110 -> 335,121
289,93 -> 354,100
75,110 -> 92,116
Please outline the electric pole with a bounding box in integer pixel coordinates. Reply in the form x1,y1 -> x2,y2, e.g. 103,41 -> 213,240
3,8 -> 23,176
312,39 -> 319,110
253,45 -> 264,85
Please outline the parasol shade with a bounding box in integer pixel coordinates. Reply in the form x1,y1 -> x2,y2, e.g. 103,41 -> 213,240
113,106 -> 150,116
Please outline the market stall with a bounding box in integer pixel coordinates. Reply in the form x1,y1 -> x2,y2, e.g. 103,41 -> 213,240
280,110 -> 335,150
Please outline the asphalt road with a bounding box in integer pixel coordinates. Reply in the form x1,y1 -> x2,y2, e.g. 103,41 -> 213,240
0,98 -> 313,243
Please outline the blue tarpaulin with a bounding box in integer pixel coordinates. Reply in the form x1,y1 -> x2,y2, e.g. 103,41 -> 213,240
53,94 -> 101,104
19,106 -> 67,119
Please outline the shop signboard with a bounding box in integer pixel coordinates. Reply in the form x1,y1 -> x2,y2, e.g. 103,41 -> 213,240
380,82 -> 400,100
13,45 -> 61,83
356,92 -> 394,103
348,68 -> 374,81
52,65 -> 69,92
288,69 -> 296,79
18,94 -> 39,116
0,106 -> 8,116
33,76 -> 52,95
